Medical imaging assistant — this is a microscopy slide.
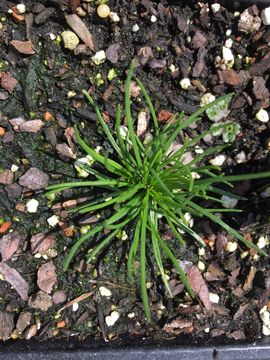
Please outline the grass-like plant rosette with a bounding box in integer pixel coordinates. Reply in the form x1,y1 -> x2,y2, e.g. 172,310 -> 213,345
47,62 -> 270,322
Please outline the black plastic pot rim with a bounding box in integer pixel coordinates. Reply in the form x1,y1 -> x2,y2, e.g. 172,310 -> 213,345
1,340 -> 270,360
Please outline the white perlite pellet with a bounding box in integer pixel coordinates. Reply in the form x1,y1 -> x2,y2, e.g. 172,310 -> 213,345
261,7 -> 270,26
99,286 -> 112,297
211,4 -> 220,13
256,109 -> 269,123
105,311 -> 120,327
26,199 -> 39,213
226,241 -> 238,253
209,292 -> 220,304
209,154 -> 226,166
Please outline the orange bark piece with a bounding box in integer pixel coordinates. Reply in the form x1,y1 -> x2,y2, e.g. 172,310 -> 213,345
56,320 -> 66,328
64,226 -> 74,237
12,7 -> 25,22
0,221 -> 11,234
44,111 -> 54,121
0,127 -> 5,137
158,109 -> 174,123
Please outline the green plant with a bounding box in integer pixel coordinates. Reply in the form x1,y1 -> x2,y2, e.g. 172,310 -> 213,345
46,62 -> 270,322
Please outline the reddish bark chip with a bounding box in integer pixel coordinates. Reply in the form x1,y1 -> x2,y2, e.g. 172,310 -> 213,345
37,261 -> 57,294
0,312 -> 14,340
0,169 -> 14,185
0,72 -> 18,93
10,40 -> 35,54
187,265 -> 212,312
19,167 -> 49,190
30,233 -> 56,255
0,263 -> 29,301
0,230 -> 22,262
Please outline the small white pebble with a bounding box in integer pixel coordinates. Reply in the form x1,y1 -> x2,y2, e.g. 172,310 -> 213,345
180,78 -> 191,90
209,292 -> 220,304
261,311 -> 270,326
262,325 -> 270,336
260,305 -> 268,314
34,253 -> 42,259
257,236 -> 269,249
204,327 -> 210,333
226,241 -> 238,253
226,29 -> 232,36
235,151 -> 246,164
16,3 -> 26,14
169,64 -> 178,73
151,15 -> 157,23
211,3 -> 220,13
234,11 -> 240,17
47,215 -> 59,227
99,286 -> 112,297
209,154 -> 226,166
92,50 -> 106,65
132,24 -> 140,32
184,212 -> 194,228
225,38 -> 233,48
261,7 -> 270,26
198,261 -> 205,272
72,303 -> 79,312
222,46 -> 234,67
221,195 -> 238,209
11,164 -> 19,172
195,146 -> 204,154
198,248 -> 205,256
256,109 -> 269,123
240,251 -> 249,259
200,93 -> 216,107
26,199 -> 39,213
67,90 -> 76,98
49,33 -> 56,40
109,12 -> 120,22
128,312 -> 135,319
105,310 -> 120,327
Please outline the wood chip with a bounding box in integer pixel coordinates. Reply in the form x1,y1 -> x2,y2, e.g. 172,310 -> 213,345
0,262 -> 29,301
19,167 -> 49,190
28,291 -> 53,311
0,169 -> 14,185
243,266 -> 257,291
37,261 -> 57,294
187,265 -> 212,312
0,72 -> 18,93
65,14 -> 95,50
30,233 -> 56,255
10,40 -> 35,55
0,312 -> 14,340
0,230 -> 22,262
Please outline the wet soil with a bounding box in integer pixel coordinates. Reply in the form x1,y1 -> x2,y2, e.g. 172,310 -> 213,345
0,0 -> 270,346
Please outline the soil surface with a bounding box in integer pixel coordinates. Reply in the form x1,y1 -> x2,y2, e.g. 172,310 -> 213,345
0,0 -> 270,345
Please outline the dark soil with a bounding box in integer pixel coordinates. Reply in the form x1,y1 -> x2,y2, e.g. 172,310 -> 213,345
0,0 -> 270,346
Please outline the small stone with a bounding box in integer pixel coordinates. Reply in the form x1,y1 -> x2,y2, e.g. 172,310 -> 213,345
16,312 -> 32,334
209,154 -> 226,166
91,50 -> 106,65
222,46 -> 234,68
97,4 -> 110,18
109,12 -> 120,22
132,24 -> 139,32
235,151 -> 246,163
209,292 -> 220,304
225,38 -> 233,48
99,286 -> 112,297
257,236 -> 269,249
151,15 -> 157,22
34,7 -> 55,25
16,4 -> 26,14
256,109 -> 269,123
211,3 -> 220,13
261,7 -> 270,26
198,261 -> 205,271
226,241 -> 238,252
105,310 -> 120,327
26,199 -> 39,213
11,164 -> 19,172
47,215 -> 59,227
263,325 -> 270,336
261,310 -> 270,326
200,93 -> 216,106
61,31 -> 80,50
72,303 -> 79,312
180,78 -> 191,90
221,195 -> 238,208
